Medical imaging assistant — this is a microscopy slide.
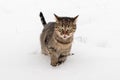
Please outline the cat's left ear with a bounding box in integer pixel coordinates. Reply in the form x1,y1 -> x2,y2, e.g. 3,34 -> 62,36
73,15 -> 79,24
54,14 -> 59,23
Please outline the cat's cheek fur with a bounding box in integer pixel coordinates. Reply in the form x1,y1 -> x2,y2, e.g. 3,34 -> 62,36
55,31 -> 61,37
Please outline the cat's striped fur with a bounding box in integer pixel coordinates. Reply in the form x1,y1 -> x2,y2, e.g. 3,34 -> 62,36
39,12 -> 78,66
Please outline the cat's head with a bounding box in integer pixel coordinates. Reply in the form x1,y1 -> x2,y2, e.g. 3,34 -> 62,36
54,14 -> 79,40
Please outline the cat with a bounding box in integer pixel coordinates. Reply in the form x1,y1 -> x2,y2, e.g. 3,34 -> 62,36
39,12 -> 78,66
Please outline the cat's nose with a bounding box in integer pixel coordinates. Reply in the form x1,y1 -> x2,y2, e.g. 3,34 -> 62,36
64,35 -> 66,38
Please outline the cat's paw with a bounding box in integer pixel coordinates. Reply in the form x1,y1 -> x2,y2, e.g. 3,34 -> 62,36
57,60 -> 65,65
51,62 -> 58,67
57,57 -> 67,66
51,60 -> 65,66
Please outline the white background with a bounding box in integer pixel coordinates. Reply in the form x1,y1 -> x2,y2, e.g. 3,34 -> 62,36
0,0 -> 120,80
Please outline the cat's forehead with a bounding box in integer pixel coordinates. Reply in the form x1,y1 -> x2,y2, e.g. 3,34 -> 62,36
59,17 -> 73,21
58,17 -> 74,25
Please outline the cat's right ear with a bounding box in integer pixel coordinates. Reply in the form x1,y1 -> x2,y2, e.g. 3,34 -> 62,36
54,14 -> 59,23
73,15 -> 79,24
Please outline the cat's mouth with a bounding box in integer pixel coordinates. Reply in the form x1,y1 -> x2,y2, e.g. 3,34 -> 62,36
56,31 -> 72,39
61,35 -> 70,39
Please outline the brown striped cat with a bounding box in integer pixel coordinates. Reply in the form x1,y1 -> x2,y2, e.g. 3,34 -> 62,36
39,12 -> 78,66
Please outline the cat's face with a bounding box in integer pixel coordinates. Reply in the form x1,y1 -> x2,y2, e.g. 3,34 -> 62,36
54,14 -> 78,40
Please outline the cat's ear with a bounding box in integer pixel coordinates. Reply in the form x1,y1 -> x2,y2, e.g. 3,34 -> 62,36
73,15 -> 79,24
54,14 -> 59,23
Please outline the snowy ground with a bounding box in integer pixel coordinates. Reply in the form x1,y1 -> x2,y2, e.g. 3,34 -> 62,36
0,0 -> 120,80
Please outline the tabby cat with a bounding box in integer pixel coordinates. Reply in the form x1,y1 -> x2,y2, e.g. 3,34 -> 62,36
39,12 -> 78,66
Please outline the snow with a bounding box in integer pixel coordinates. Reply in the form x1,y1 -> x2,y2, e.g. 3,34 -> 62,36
0,0 -> 120,80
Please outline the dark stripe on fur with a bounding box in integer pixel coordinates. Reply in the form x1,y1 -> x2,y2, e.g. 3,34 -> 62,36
39,12 -> 47,26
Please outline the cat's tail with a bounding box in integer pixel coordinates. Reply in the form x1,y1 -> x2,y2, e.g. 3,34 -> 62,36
39,12 -> 47,26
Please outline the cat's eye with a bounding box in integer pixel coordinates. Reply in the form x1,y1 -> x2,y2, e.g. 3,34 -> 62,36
68,28 -> 72,32
61,29 -> 64,32
58,29 -> 61,32
58,28 -> 63,32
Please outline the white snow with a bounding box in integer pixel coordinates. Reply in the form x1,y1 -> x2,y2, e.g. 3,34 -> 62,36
0,0 -> 120,80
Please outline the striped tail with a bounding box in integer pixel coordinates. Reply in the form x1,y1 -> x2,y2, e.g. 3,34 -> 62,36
39,12 -> 47,26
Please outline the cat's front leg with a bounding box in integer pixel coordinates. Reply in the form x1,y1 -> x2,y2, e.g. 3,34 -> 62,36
50,53 -> 58,66
49,47 -> 59,66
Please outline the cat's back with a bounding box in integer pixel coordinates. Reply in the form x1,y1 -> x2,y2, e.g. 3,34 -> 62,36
43,22 -> 55,32
41,22 -> 55,44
